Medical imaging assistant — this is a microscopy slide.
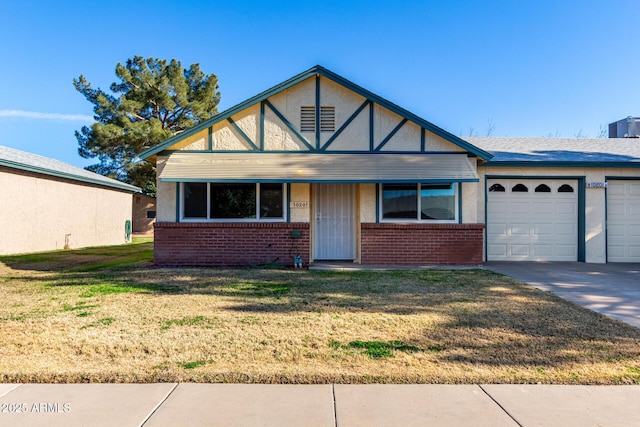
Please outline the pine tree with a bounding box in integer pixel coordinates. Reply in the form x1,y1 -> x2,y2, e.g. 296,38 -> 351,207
74,56 -> 220,195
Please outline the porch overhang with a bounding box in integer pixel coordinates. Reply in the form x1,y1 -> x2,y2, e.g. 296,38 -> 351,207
158,152 -> 479,183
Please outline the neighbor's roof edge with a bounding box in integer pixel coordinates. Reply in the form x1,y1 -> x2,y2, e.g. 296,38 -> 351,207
0,158 -> 141,192
139,65 -> 493,161
480,160 -> 640,168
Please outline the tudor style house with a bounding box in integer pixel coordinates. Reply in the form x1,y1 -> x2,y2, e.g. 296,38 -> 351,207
140,66 -> 640,266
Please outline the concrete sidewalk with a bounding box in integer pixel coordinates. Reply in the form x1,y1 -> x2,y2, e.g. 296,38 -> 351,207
1,383 -> 639,426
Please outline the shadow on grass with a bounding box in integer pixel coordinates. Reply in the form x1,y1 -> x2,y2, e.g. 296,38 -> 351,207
429,303 -> 640,369
22,267 -> 640,336
31,268 -> 505,312
3,246 -> 640,374
0,242 -> 154,273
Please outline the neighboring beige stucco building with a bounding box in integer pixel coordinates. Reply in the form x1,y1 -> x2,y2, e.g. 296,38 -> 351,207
0,145 -> 140,255
132,193 -> 156,234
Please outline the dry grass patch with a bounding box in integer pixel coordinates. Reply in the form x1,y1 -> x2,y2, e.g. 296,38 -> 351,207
0,242 -> 639,384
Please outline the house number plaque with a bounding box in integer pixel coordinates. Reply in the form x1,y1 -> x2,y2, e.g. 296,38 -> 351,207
587,182 -> 608,188
290,201 -> 310,208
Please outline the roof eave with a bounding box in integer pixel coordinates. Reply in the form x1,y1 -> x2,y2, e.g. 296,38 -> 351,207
0,159 -> 141,192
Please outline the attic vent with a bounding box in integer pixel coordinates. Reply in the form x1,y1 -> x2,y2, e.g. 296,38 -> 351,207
300,106 -> 336,132
300,106 -> 315,132
320,106 -> 335,132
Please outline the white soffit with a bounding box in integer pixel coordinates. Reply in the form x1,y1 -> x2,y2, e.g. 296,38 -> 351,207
159,153 -> 478,183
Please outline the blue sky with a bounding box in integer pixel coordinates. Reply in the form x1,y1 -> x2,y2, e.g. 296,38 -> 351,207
1,0 -> 638,168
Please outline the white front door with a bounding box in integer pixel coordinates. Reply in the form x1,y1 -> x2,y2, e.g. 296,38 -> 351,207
314,184 -> 356,260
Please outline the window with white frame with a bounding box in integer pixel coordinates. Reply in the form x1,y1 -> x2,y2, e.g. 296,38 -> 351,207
182,183 -> 286,221
381,183 -> 458,222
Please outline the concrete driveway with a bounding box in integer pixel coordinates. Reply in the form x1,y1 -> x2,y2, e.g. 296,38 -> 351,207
484,262 -> 640,328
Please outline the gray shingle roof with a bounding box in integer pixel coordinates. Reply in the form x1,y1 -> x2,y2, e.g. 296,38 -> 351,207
465,137 -> 640,165
0,145 -> 140,192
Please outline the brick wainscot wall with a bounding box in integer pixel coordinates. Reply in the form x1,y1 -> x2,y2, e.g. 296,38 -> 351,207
154,223 -> 484,267
361,223 -> 484,265
154,222 -> 310,267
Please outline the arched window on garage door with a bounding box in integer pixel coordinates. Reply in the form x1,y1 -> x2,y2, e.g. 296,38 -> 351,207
558,184 -> 574,193
512,183 -> 528,192
489,183 -> 505,192
535,184 -> 551,193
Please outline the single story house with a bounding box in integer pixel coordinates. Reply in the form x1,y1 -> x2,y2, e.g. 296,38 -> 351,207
140,65 -> 640,267
0,145 -> 140,255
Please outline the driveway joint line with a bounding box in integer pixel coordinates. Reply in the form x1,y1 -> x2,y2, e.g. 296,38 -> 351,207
478,384 -> 523,427
139,382 -> 179,426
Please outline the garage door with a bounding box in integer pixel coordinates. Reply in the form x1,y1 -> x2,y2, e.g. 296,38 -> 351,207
487,179 -> 578,261
607,180 -> 640,262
